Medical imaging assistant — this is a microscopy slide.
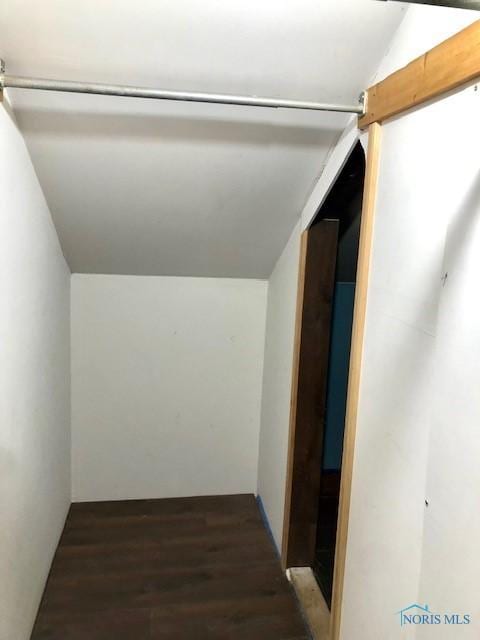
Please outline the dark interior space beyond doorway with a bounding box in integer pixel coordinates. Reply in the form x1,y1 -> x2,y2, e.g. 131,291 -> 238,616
311,141 -> 365,606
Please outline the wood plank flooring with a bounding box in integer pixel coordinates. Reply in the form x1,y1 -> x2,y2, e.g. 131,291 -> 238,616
31,494 -> 309,640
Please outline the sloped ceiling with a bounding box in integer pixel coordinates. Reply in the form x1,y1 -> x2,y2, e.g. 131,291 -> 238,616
0,0 -> 405,277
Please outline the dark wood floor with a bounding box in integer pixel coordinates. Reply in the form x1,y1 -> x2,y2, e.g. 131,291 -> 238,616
31,494 -> 309,639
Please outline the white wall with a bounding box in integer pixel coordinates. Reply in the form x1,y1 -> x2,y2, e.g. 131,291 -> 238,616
301,115 -> 360,231
0,101 -> 71,640
340,7 -> 480,640
416,63 -> 480,640
257,221 -> 302,550
71,274 -> 267,501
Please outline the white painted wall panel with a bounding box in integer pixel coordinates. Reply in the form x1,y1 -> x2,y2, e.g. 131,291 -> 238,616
71,274 -> 267,501
416,77 -> 480,640
0,101 -> 71,640
340,7 -> 480,639
256,221 -> 301,550
341,110 -> 445,640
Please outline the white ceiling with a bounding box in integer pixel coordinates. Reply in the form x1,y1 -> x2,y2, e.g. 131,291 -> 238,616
1,0 -> 405,278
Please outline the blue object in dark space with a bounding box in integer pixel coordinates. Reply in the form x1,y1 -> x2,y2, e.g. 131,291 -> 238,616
322,282 -> 355,471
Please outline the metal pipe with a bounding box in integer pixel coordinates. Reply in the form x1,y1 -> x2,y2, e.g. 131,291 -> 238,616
1,73 -> 364,114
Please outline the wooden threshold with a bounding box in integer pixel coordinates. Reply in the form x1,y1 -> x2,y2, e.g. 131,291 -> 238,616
287,567 -> 330,640
359,19 -> 480,128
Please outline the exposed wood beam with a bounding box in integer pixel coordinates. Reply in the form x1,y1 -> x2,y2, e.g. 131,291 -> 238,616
359,19 -> 480,128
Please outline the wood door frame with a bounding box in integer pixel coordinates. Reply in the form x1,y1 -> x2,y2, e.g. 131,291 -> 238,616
281,219 -> 339,570
329,122 -> 381,639
281,20 -> 479,640
281,121 -> 382,636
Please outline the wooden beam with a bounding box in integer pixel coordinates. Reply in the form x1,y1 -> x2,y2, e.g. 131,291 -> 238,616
281,230 -> 308,570
288,221 -> 338,568
359,19 -> 480,128
281,221 -> 338,570
329,122 -> 382,640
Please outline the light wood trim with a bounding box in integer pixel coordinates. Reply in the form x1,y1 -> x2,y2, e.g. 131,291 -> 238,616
359,19 -> 480,128
281,230 -> 308,570
329,123 -> 382,640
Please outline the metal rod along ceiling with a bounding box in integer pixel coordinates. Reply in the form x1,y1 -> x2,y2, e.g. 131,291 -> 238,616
0,64 -> 365,115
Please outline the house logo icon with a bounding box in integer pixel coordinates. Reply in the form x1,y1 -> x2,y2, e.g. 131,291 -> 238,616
397,603 -> 471,626
397,604 -> 431,627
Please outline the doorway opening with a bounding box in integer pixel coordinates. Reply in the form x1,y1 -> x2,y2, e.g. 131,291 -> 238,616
311,141 -> 365,605
282,141 -> 365,609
